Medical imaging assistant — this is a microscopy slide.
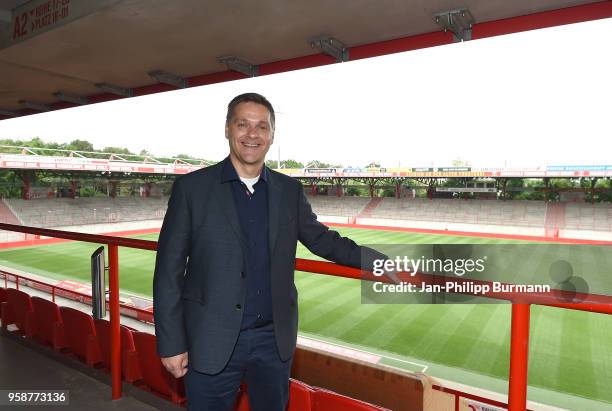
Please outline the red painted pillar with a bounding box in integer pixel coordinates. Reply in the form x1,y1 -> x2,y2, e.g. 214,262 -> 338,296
508,304 -> 530,411
369,184 -> 375,198
21,171 -> 30,200
310,183 -> 317,195
336,184 -> 343,197
70,180 -> 77,198
144,182 -> 152,198
395,182 -> 401,199
109,245 -> 122,399
110,181 -> 118,198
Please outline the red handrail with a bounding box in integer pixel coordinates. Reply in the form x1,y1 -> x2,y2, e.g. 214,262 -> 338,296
1,222 -> 611,410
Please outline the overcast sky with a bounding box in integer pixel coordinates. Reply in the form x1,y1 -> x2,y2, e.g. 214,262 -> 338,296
0,17 -> 610,168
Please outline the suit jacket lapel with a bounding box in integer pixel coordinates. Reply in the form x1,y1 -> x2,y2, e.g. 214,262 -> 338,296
213,172 -> 246,250
268,170 -> 282,256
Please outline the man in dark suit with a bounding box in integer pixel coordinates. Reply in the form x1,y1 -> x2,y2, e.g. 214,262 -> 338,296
153,93 -> 383,411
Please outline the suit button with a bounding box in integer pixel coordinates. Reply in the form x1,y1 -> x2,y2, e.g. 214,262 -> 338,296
235,304 -> 242,310
241,271 -> 246,278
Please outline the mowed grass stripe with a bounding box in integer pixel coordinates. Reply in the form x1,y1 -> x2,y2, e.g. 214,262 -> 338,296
590,312 -> 612,399
557,310 -> 597,398
528,306 -> 563,391
382,305 -> 465,358
419,305 -> 497,371
299,280 -> 358,332
462,305 -> 510,374
337,304 -> 409,345
358,304 -> 432,349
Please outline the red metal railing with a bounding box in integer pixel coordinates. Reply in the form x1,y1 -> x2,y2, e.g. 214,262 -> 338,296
431,384 -> 534,411
0,271 -> 154,320
1,222 -> 612,410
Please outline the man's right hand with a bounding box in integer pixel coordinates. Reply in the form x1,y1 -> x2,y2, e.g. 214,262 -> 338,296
161,352 -> 189,378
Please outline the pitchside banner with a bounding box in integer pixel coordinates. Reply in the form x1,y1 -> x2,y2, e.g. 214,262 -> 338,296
360,244 -> 612,304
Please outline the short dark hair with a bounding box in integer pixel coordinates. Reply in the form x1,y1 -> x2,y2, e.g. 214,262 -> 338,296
226,92 -> 275,130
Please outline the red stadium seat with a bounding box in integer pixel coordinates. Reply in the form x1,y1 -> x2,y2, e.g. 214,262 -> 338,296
233,379 -> 314,411
132,331 -> 186,405
312,388 -> 390,411
0,287 -> 7,327
94,319 -> 142,383
0,288 -> 33,334
58,306 -> 101,366
234,383 -> 249,411
25,296 -> 66,350
288,379 -> 315,411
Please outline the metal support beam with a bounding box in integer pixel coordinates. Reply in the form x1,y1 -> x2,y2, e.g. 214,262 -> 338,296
148,70 -> 187,88
310,36 -> 349,62
0,108 -> 17,117
218,56 -> 258,77
19,100 -> 51,112
54,91 -> 88,105
433,9 -> 474,42
95,83 -> 133,97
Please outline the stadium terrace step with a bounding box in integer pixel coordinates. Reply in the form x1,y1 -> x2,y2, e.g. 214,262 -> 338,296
0,199 -> 21,225
357,197 -> 384,219
545,202 -> 567,234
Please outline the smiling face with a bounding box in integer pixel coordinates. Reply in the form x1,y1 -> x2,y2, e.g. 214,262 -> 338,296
225,101 -> 274,176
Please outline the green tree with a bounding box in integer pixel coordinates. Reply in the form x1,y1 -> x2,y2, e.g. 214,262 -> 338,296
65,139 -> 94,152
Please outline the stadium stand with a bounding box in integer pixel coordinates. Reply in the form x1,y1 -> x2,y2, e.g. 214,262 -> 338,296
94,318 -> 142,383
59,306 -> 102,366
25,296 -> 65,350
306,196 -> 371,218
0,199 -> 27,242
366,198 -> 546,227
0,200 -> 21,224
4,196 -> 612,241
356,198 -> 384,219
565,202 -> 612,231
3,197 -> 168,228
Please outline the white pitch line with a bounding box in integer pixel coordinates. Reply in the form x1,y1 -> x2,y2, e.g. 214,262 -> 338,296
299,333 -> 429,373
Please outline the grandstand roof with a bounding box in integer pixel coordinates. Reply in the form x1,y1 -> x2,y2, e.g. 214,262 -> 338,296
0,1 -> 610,119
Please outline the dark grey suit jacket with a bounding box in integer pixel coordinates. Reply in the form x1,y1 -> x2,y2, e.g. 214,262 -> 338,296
153,160 -> 382,374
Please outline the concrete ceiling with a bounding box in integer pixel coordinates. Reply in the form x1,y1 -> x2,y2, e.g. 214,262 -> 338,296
0,0 -> 608,117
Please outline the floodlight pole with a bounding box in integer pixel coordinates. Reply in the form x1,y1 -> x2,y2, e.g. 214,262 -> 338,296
108,244 -> 122,399
508,303 -> 530,411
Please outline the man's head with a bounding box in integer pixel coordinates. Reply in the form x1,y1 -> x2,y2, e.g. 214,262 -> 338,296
225,93 -> 275,174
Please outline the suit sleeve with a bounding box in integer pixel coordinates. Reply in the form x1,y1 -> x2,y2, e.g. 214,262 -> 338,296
153,177 -> 191,357
297,183 -> 386,271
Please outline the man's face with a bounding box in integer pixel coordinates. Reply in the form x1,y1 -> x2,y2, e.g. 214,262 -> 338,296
225,102 -> 274,167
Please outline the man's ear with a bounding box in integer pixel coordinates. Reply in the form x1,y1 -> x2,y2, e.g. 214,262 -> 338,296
225,123 -> 229,139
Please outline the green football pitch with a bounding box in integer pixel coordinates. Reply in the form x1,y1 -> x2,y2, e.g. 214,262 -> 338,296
1,227 -> 611,408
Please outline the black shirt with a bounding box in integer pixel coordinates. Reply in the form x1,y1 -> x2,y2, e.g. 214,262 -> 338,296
221,157 -> 273,330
